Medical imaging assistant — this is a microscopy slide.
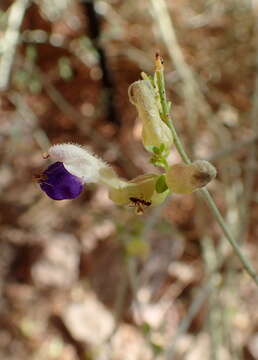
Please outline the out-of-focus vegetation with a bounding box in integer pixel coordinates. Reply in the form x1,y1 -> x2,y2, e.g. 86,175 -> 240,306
0,0 -> 258,359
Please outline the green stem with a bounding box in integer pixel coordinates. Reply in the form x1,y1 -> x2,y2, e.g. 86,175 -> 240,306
167,120 -> 191,164
155,67 -> 258,286
200,188 -> 258,284
171,119 -> 258,285
156,69 -> 169,120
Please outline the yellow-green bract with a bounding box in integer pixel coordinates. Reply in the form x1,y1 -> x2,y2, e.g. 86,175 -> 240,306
128,80 -> 173,150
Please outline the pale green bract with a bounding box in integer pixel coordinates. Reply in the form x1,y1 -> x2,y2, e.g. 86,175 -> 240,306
128,80 -> 173,150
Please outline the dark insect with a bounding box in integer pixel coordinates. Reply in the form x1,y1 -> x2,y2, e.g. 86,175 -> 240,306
129,197 -> 152,215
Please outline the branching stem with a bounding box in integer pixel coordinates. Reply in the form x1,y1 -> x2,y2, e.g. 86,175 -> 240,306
155,57 -> 258,286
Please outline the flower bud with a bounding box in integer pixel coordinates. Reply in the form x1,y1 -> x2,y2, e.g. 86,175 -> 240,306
128,80 -> 173,149
165,160 -> 217,194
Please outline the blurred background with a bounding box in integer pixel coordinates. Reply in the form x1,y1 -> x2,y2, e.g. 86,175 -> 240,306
0,0 -> 258,359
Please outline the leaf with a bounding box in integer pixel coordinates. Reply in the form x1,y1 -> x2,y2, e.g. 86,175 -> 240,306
155,175 -> 168,193
159,143 -> 165,153
141,322 -> 151,335
152,146 -> 160,155
151,342 -> 164,355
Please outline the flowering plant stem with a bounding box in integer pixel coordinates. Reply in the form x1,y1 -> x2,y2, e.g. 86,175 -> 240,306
155,56 -> 258,286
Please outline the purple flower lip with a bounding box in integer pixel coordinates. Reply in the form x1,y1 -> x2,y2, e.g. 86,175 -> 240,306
37,161 -> 84,200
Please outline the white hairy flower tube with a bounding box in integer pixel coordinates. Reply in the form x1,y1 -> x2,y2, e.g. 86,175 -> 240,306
48,144 -> 112,184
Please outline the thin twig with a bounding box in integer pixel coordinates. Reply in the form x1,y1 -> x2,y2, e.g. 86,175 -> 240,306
29,64 -> 138,177
149,0 -> 230,154
238,11 -> 258,243
172,121 -> 258,285
8,91 -> 51,151
206,135 -> 258,162
155,57 -> 258,286
164,241 -> 239,359
0,0 -> 30,91
164,276 -> 216,358
106,272 -> 129,342
80,0 -> 120,126
203,237 -> 221,360
149,2 -> 212,122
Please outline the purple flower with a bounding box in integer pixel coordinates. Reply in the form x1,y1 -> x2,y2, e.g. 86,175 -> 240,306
38,162 -> 84,200
37,143 -> 120,200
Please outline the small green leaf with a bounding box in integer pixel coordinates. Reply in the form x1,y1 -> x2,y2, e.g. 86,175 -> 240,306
141,322 -> 151,335
152,146 -> 160,155
159,143 -> 165,153
155,160 -> 166,169
151,342 -> 164,355
152,144 -> 166,155
155,175 -> 168,193
150,157 -> 156,165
